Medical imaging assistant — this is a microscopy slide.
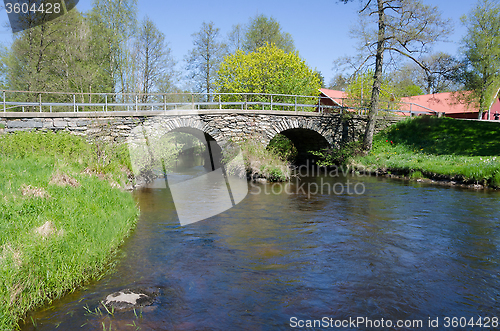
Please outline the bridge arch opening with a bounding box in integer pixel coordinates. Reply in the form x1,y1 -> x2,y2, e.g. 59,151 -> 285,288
165,128 -> 223,171
268,128 -> 330,166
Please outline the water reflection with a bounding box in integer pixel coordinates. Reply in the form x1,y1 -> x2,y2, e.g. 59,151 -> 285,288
20,169 -> 500,330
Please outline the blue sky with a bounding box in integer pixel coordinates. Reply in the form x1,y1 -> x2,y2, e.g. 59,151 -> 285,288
0,0 -> 478,86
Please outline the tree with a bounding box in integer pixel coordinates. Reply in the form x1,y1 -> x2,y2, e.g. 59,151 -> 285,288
328,73 -> 350,91
215,43 -> 320,108
0,45 -> 9,90
314,70 -> 326,88
243,15 -> 295,53
227,24 -> 245,54
386,65 -> 423,97
418,53 -> 461,94
458,0 -> 500,119
347,70 -> 395,100
186,21 -> 226,96
52,9 -> 114,98
134,16 -> 176,103
4,9 -> 110,96
339,0 -> 452,150
88,0 -> 138,95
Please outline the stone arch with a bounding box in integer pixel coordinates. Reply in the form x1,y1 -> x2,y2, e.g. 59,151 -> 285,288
265,117 -> 333,165
264,116 -> 335,146
128,115 -> 226,171
153,115 -> 225,144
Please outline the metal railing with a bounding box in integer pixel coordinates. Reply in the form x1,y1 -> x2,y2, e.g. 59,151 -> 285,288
1,90 -> 438,116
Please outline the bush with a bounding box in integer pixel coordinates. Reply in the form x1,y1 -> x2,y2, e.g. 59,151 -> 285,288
309,141 -> 363,167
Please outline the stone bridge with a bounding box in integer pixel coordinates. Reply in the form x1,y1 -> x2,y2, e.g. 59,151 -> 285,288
0,110 -> 402,163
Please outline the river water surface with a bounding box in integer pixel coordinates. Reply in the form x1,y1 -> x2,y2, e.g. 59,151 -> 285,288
20,166 -> 500,330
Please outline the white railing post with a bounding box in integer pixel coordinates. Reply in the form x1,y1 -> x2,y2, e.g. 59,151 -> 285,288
219,94 -> 221,110
73,94 -> 76,112
3,90 -> 5,112
295,95 -> 297,112
39,94 -> 42,113
135,95 -> 138,112
270,95 -> 273,111
164,94 -> 167,111
105,94 -> 108,112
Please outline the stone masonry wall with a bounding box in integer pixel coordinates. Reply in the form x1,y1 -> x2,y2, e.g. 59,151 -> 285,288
0,110 -> 404,148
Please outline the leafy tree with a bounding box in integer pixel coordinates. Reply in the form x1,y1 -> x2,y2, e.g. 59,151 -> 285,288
457,0 -> 500,119
314,70 -> 326,88
346,70 -> 396,108
186,21 -> 226,96
215,44 -> 320,108
134,16 -> 176,103
4,9 -> 111,99
339,0 -> 452,150
0,45 -> 9,90
243,15 -> 295,53
88,0 -> 138,95
51,9 -> 115,109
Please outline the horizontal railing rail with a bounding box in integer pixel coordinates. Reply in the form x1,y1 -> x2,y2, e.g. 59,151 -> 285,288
1,90 -> 438,116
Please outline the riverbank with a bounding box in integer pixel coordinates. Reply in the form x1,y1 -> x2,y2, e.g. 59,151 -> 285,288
0,132 -> 139,330
224,136 -> 292,182
352,116 -> 500,189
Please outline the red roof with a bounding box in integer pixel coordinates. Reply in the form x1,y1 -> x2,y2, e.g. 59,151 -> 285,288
320,88 -> 500,119
400,92 -> 476,115
319,88 -> 347,106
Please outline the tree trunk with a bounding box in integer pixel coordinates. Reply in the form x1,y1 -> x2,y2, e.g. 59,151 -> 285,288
362,0 -> 385,151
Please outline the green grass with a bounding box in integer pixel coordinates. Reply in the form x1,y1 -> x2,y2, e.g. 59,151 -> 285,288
0,131 -> 139,330
354,117 -> 500,187
385,116 -> 500,156
224,137 -> 292,182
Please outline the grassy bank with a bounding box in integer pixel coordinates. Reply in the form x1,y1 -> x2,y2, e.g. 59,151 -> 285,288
353,116 -> 500,188
224,136 -> 292,182
0,131 -> 139,330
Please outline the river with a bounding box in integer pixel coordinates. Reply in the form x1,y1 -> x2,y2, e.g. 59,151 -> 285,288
20,164 -> 500,330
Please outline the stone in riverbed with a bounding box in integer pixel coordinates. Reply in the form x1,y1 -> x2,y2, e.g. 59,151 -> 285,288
103,287 -> 158,310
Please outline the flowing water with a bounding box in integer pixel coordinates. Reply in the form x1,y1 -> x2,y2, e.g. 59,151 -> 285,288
20,164 -> 500,330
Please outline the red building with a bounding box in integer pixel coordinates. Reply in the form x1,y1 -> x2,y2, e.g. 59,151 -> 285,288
319,88 -> 500,120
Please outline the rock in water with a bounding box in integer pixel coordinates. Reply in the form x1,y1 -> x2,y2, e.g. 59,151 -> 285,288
104,287 -> 158,310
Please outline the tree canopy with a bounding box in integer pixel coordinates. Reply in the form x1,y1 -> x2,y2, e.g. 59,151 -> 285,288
185,21 -> 226,96
242,15 -> 295,53
215,44 -> 320,107
457,0 -> 500,119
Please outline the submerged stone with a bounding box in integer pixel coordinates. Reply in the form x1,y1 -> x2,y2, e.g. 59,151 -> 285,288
104,287 -> 158,310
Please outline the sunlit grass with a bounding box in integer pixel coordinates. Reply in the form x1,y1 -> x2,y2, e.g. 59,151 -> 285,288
0,132 -> 139,330
354,117 -> 500,187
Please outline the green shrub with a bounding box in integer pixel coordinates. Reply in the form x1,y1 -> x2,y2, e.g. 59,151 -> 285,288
310,141 -> 363,167
410,171 -> 424,179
